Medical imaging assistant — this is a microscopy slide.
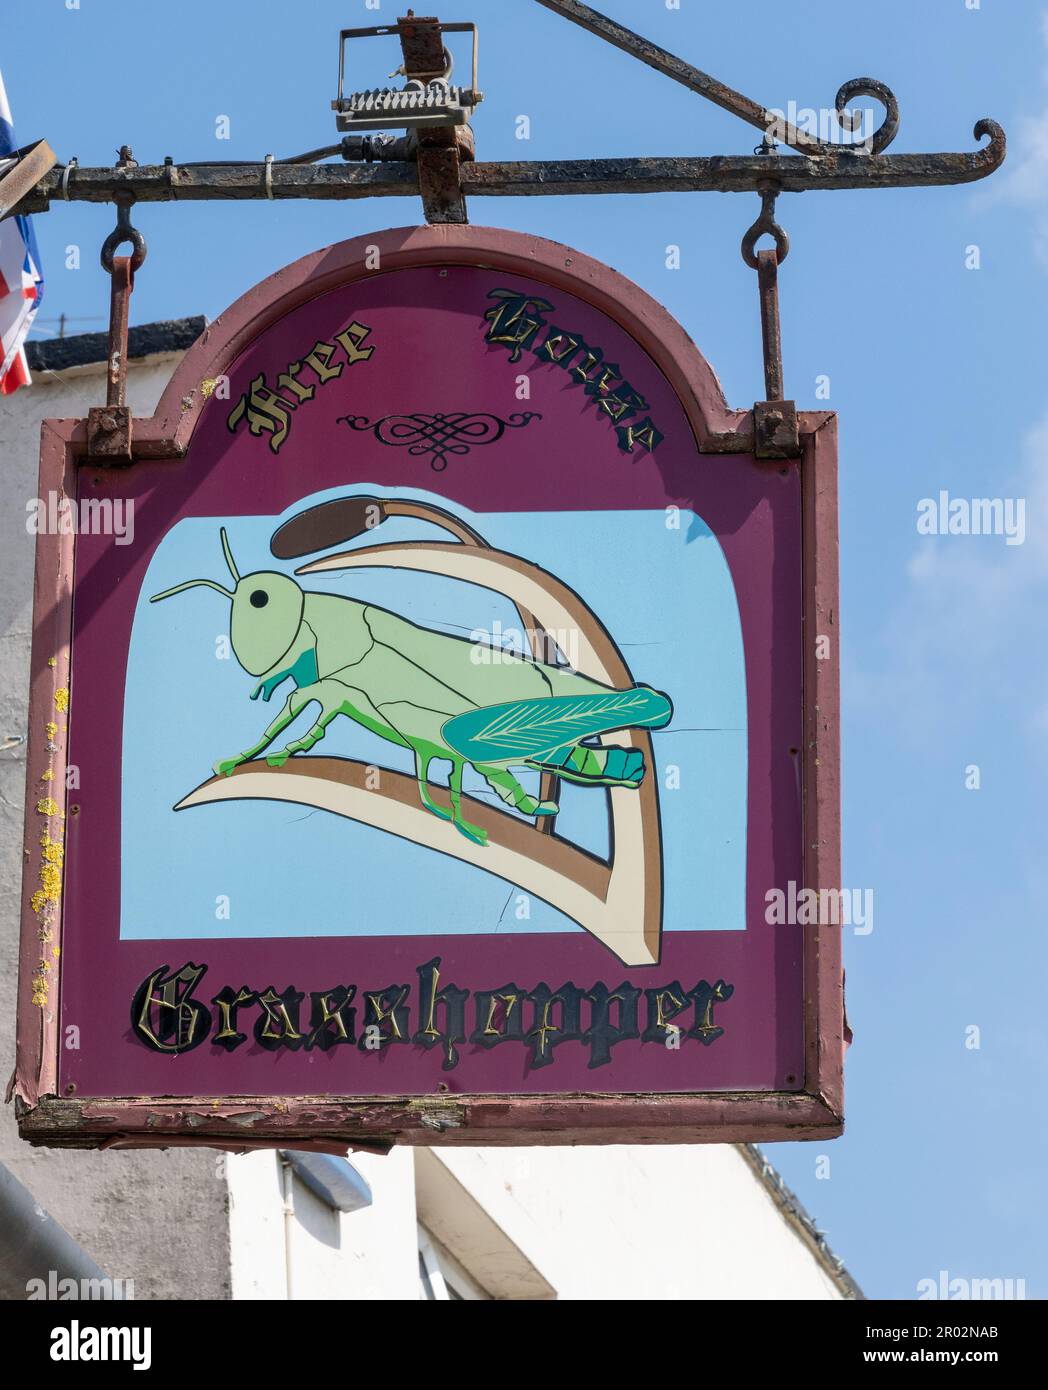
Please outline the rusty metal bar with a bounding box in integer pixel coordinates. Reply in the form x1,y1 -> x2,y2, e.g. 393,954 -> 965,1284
742,180 -> 789,405
7,125 -> 1006,217
398,11 -> 451,79
0,140 -> 56,219
87,245 -> 137,462
534,0 -> 888,156
756,249 -> 784,404
398,12 -> 469,223
739,182 -> 800,458
456,130 -> 1004,192
103,256 -> 132,408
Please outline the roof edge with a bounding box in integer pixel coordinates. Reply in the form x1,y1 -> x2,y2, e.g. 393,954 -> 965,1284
26,316 -> 206,375
737,1143 -> 865,1300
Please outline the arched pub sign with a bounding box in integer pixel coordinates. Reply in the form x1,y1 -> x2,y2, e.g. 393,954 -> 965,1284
15,227 -> 843,1150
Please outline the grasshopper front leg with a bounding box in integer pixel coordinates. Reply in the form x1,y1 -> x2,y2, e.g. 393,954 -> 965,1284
214,684 -> 325,776
264,680 -> 346,767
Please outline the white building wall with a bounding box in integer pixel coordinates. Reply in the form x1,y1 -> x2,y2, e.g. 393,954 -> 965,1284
228,1149 -> 419,1301
228,1143 -> 844,1301
430,1145 -> 843,1300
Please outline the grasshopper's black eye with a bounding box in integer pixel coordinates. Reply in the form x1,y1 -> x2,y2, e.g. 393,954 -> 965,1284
250,589 -> 269,608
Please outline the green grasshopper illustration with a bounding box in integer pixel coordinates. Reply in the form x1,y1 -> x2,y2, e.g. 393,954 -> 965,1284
150,528 -> 672,846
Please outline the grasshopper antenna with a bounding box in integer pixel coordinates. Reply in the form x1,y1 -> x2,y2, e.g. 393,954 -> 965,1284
151,527 -> 242,601
150,578 -> 235,603
220,527 -> 241,583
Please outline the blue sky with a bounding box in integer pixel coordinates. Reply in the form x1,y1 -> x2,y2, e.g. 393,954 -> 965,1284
6,0 -> 1046,1299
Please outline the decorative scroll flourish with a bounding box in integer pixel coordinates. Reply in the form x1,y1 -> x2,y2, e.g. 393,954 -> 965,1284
969,118 -> 1008,172
832,78 -> 900,155
337,410 -> 542,470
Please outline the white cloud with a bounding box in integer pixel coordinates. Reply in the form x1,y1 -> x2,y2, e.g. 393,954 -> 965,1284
984,113 -> 1048,267
847,410 -> 1048,747
978,10 -> 1048,266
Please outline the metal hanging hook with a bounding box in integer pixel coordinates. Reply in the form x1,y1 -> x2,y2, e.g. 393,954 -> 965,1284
742,178 -> 789,402
100,196 -> 147,274
741,179 -> 789,269
89,150 -> 143,460
740,179 -> 800,457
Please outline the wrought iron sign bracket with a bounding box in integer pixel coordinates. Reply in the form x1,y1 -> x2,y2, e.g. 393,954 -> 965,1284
742,179 -> 800,459
753,399 -> 800,461
536,0 -> 899,158
2,4 -> 1006,451
5,4 -> 1006,218
86,158 -> 147,465
10,134 -> 1007,214
394,13 -> 472,224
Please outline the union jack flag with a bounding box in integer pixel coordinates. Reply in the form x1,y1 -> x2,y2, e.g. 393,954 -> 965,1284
0,69 -> 44,394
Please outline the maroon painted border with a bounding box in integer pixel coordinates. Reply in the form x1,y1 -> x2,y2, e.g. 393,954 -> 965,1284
14,225 -> 842,1148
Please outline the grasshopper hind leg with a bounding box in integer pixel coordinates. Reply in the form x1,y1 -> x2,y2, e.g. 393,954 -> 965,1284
526,743 -> 646,788
415,749 -> 454,823
449,759 -> 487,846
477,765 -> 559,818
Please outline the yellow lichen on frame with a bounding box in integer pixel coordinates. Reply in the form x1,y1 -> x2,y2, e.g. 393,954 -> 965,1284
30,835 -> 64,915
31,675 -> 67,1009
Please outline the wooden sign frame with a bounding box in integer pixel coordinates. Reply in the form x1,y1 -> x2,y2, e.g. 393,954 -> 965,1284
14,225 -> 842,1152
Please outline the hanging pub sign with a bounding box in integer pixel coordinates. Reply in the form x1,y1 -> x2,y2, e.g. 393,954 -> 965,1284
14,226 -> 843,1150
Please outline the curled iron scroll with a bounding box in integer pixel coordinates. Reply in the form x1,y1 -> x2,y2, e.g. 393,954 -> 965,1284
970,117 -> 1007,168
834,78 -> 900,155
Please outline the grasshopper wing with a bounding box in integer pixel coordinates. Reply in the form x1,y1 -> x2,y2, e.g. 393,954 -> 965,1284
441,688 -> 672,764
